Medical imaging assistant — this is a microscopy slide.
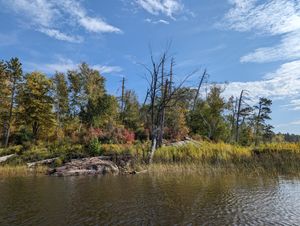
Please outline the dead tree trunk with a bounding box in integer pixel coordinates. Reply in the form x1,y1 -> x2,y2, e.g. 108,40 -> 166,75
192,69 -> 207,112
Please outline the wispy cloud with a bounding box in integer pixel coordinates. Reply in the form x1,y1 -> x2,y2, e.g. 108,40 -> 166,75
38,28 -> 83,43
219,0 -> 300,112
222,0 -> 300,63
145,18 -> 170,24
1,0 -> 121,42
240,30 -> 300,63
55,1 -> 122,34
25,58 -> 122,75
222,60 -> 300,109
136,0 -> 183,18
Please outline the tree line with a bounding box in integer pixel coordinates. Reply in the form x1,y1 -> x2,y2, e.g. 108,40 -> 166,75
0,54 -> 275,161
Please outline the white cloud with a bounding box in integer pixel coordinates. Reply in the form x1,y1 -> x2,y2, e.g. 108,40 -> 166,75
1,0 -> 121,42
136,0 -> 183,18
222,60 -> 300,109
79,17 -> 122,33
38,28 -> 83,43
224,0 -> 300,35
25,58 -> 122,75
220,0 -> 300,112
55,0 -> 122,33
92,65 -> 123,74
145,18 -> 170,24
7,0 -> 57,27
241,30 -> 300,63
222,0 -> 300,63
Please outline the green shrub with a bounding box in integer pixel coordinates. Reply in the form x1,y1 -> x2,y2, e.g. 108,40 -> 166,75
88,138 -> 102,156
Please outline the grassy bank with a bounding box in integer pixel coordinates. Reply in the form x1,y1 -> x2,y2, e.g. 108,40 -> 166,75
1,141 -> 300,176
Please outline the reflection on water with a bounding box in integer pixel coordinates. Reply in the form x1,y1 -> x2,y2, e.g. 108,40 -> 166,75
0,173 -> 300,225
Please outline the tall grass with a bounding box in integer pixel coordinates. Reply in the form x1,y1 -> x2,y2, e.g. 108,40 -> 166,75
151,142 -> 300,174
153,142 -> 251,164
0,165 -> 47,177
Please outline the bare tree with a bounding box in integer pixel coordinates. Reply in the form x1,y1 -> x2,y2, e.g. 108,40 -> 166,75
143,51 -> 194,163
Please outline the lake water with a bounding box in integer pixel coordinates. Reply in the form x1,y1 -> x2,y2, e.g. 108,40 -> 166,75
0,173 -> 300,225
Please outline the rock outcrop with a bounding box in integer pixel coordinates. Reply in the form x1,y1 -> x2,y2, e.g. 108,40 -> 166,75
49,157 -> 119,176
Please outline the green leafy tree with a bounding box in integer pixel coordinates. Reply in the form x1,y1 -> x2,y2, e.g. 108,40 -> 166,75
81,94 -> 118,128
17,72 -> 55,140
189,85 -> 229,141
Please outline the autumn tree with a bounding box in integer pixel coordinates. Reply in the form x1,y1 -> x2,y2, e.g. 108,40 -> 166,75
17,72 -> 55,140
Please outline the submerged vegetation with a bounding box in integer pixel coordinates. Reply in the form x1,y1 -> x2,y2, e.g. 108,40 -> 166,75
0,51 -> 300,176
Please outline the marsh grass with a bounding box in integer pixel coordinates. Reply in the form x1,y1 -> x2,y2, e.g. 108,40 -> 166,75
0,165 -> 47,177
148,142 -> 300,175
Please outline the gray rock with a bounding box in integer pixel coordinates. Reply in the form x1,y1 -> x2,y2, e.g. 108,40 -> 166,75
50,157 -> 119,176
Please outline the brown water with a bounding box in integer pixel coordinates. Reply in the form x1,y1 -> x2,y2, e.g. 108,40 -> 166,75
0,174 -> 300,225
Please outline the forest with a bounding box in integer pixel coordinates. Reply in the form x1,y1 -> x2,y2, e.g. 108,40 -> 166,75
0,53 -> 299,175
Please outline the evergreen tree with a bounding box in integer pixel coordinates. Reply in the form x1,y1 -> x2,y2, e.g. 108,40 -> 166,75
253,97 -> 273,145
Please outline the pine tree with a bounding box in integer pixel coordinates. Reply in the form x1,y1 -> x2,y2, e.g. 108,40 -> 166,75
253,97 -> 273,145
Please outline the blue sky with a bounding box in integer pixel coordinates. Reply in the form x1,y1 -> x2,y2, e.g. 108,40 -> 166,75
1,0 -> 300,133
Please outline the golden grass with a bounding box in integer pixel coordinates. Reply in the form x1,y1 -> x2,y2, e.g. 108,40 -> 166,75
0,165 -> 47,177
153,142 -> 252,163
